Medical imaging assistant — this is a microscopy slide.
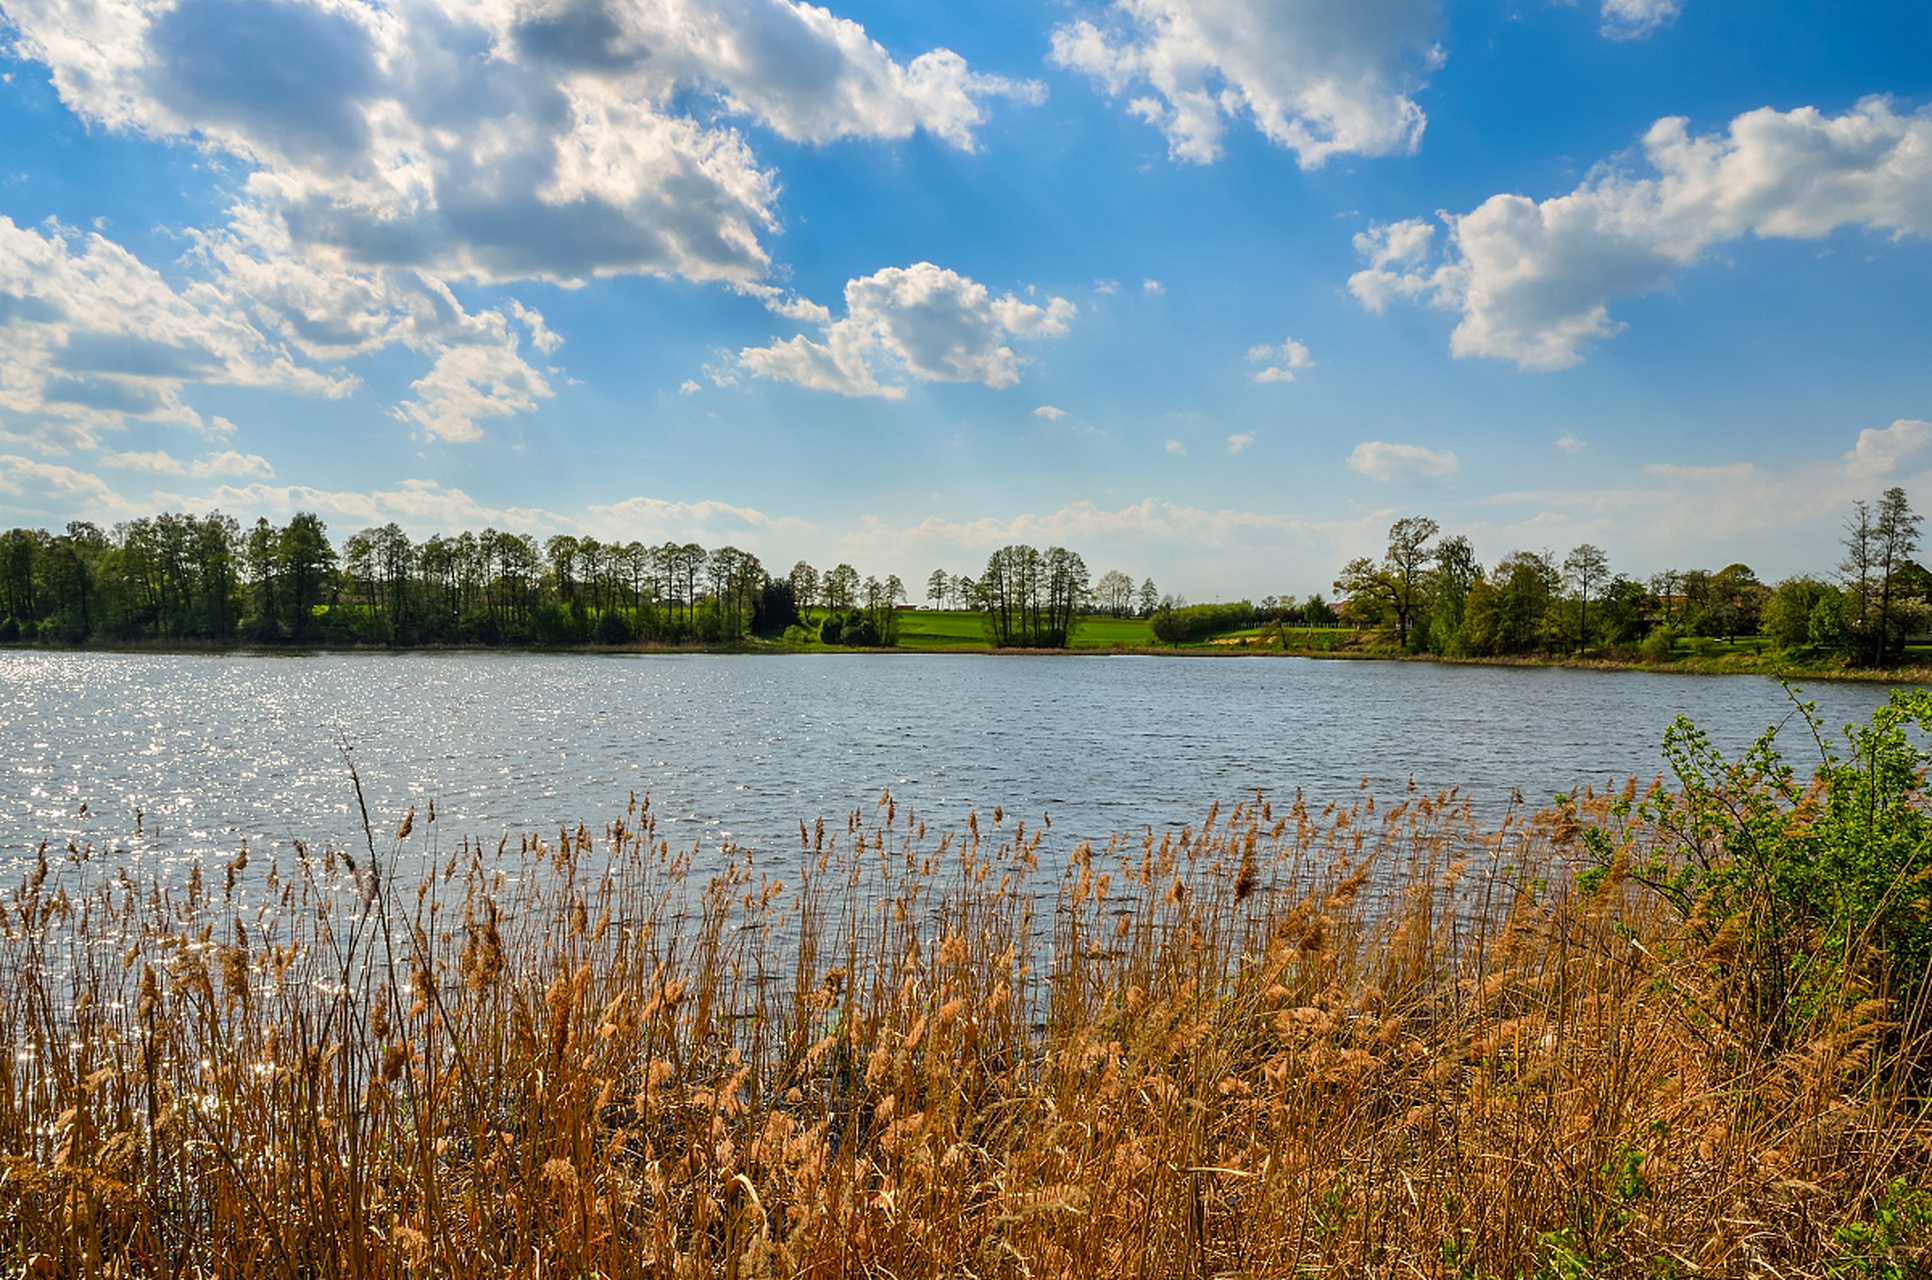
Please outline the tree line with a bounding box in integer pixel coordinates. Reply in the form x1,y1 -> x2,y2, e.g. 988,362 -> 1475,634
0,512 -> 1158,651
1329,486 -> 1929,666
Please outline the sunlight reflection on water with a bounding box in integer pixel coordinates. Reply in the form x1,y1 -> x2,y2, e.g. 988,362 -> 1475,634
0,649 -> 1912,889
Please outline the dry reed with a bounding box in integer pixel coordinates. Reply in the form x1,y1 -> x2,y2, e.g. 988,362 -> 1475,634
2,778 -> 1928,1277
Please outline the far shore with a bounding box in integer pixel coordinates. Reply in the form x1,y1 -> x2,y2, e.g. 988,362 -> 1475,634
7,631 -> 1930,684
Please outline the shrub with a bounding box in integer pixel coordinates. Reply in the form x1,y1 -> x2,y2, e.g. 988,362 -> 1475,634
1639,626 -> 1676,664
593,609 -> 632,646
1582,687 -> 1932,1062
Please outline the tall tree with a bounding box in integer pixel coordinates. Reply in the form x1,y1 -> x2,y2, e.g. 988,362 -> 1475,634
1563,543 -> 1610,652
279,513 -> 336,641
926,568 -> 949,608
789,562 -> 820,614
1873,487 -> 1923,663
823,563 -> 859,611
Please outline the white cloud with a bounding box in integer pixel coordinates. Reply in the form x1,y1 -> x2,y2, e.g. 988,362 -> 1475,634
1465,419 -> 1932,560
1142,277 -> 1165,294
739,263 -> 1075,397
5,0 -> 1035,290
1246,336 -> 1314,383
1033,405 -> 1068,420
392,326 -> 554,444
679,380 -> 703,395
1051,0 -> 1441,167
1556,433 -> 1588,455
1165,439 -> 1188,455
1094,278 -> 1121,294
0,216 -> 352,451
191,450 -> 275,479
1227,432 -> 1254,453
0,453 -> 142,518
843,497 -> 1332,555
1600,0 -> 1681,41
1349,98 -> 1932,369
1346,440 -> 1460,484
1844,417 -> 1932,482
102,450 -> 187,474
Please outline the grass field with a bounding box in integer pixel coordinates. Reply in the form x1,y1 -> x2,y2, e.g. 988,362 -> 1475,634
864,610 -> 1159,650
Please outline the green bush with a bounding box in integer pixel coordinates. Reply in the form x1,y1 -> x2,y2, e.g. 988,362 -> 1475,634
593,609 -> 632,645
1639,626 -> 1676,664
1585,687 -> 1932,1061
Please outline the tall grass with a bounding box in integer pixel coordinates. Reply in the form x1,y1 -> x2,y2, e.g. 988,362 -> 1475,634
3,774 -> 1928,1277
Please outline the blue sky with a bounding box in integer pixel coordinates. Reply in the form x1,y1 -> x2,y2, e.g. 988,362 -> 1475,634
0,0 -> 1928,599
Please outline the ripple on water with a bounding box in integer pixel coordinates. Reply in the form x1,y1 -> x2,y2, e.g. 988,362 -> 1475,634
0,649 -> 1912,891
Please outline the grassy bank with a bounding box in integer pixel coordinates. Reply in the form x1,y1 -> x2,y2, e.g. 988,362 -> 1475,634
7,700 -> 1932,1276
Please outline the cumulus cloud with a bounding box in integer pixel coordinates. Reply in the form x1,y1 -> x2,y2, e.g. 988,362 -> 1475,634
1556,433 -> 1588,455
1844,417 -> 1932,482
0,217 -> 352,451
1349,98 -> 1932,369
1227,432 -> 1254,453
1165,439 -> 1187,455
1142,278 -> 1165,294
739,263 -> 1075,398
1346,440 -> 1460,484
1050,0 -> 1441,166
679,380 -> 703,395
1033,405 -> 1068,420
7,0 -> 1035,288
1246,336 -> 1314,383
390,314 -> 554,443
1599,0 -> 1681,41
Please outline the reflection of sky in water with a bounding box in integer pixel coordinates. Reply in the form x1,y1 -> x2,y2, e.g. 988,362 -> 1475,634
1,650 -> 1911,890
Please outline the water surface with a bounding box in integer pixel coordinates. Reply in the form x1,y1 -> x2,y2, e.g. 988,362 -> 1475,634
0,650 -> 1912,884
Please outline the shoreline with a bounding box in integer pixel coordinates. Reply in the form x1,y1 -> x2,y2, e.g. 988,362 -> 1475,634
7,634 -> 1930,683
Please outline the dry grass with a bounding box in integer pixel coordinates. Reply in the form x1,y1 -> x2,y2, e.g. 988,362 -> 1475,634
3,779 -> 1930,1278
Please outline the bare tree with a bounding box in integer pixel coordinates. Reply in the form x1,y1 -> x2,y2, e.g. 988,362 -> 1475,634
1563,543 -> 1610,652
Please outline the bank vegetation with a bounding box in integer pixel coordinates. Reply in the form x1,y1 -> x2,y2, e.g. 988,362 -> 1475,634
5,693 -> 1932,1276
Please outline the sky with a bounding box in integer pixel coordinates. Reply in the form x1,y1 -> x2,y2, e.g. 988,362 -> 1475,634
0,0 -> 1928,600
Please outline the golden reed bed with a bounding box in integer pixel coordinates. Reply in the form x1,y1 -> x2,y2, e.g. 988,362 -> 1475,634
3,767 -> 1928,1277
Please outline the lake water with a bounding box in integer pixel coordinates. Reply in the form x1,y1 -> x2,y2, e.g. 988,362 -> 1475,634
0,650 -> 1916,884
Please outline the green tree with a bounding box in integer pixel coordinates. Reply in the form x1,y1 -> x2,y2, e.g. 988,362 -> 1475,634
278,513 -> 336,642
1336,517 -> 1438,648
1761,576 -> 1836,650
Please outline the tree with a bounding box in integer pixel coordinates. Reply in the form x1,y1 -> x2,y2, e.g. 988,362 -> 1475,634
1428,535 -> 1481,653
1648,569 -> 1686,628
279,513 -> 336,641
1705,563 -> 1768,643
1337,517 -> 1439,648
926,568 -> 949,608
1138,577 -> 1159,618
1840,501 -> 1878,659
1094,569 -> 1135,617
1563,543 -> 1610,652
1761,576 -> 1836,650
789,562 -> 819,614
1490,550 -> 1560,654
976,544 -> 1087,647
823,563 -> 859,611
1873,487 -> 1923,663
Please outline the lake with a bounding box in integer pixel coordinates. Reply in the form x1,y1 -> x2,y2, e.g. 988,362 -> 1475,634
0,650 -> 1915,885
